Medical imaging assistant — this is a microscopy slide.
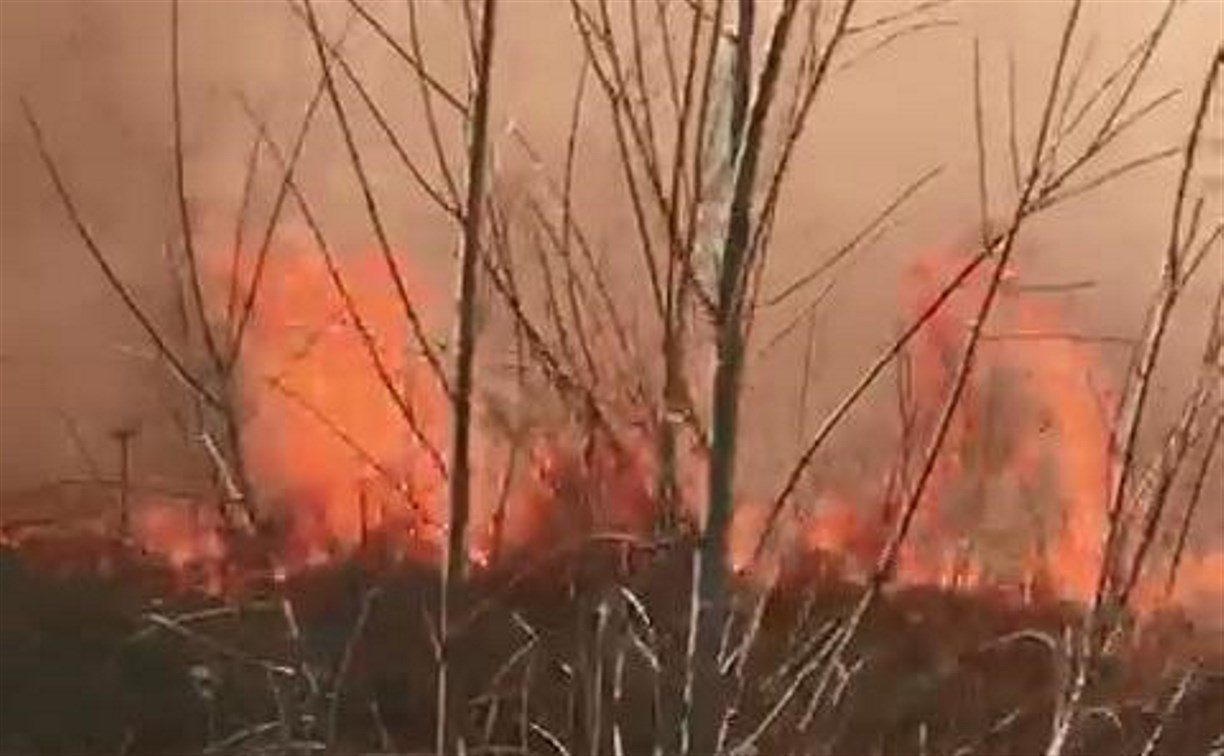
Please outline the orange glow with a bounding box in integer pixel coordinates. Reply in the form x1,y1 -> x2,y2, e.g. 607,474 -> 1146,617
232,241 -> 447,566
1007,296 -> 1110,599
71,239 -> 1213,619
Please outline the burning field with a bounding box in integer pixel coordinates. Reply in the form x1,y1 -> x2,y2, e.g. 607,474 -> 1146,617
1,1 -> 1222,755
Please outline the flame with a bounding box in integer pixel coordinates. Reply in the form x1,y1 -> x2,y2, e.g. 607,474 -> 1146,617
16,237 -> 1206,619
732,248 -> 1123,601
1007,297 -> 1111,599
193,239 -> 658,578
893,249 -> 1114,597
232,242 -> 447,565
132,503 -> 227,592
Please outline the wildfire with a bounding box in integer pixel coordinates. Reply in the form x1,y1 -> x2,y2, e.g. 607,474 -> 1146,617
726,246 -> 1214,611
9,239 -> 1216,621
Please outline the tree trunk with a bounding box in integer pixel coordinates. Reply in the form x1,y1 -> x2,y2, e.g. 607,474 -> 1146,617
438,1 -> 498,752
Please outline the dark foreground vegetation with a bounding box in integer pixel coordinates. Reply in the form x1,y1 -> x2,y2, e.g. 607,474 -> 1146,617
2,537 -> 1220,756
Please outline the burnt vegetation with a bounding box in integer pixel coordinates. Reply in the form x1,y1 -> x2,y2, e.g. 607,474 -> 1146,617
1,1 -> 1223,755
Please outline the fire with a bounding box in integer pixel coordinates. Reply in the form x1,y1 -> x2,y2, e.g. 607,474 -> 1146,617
14,237 -> 1214,620
231,241 -> 447,565
132,503 -> 227,592
771,247 -> 1218,612
731,248 -> 1125,601
1008,296 -> 1111,599
888,248 -> 1116,598
202,239 -> 658,576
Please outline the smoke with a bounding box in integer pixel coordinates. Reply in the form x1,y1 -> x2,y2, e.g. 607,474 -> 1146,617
1,0 -> 1220,556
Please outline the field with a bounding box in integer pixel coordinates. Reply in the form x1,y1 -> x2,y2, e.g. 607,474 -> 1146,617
1,1 -> 1222,754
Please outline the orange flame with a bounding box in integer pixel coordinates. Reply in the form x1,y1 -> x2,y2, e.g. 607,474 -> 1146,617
89,239 -> 1215,619
232,242 -> 446,566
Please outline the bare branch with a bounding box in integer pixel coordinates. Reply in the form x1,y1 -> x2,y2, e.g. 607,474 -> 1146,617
224,133 -> 263,334
407,0 -> 463,210
22,101 -> 223,411
229,67 -> 336,370
765,165 -> 943,308
973,37 -> 991,245
265,377 -> 408,498
1006,49 -> 1023,191
836,18 -> 958,75
303,0 -> 452,401
845,0 -> 951,36
1165,411 -> 1223,596
242,102 -> 448,479
344,0 -> 469,115
287,1 -> 460,218
752,242 -> 992,563
171,0 -> 226,377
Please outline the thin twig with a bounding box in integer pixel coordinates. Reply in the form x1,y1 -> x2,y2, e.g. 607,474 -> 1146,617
288,2 -> 458,218
765,166 -> 943,308
406,0 -> 463,210
170,0 -> 225,377
326,588 -> 382,748
752,243 -> 993,563
246,113 -> 448,479
22,101 -> 223,411
228,63 -> 337,370
972,37 -> 991,245
1165,409 -> 1222,597
303,0 -> 452,399
773,1 -> 1083,740
225,133 -> 263,334
344,0 -> 468,114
